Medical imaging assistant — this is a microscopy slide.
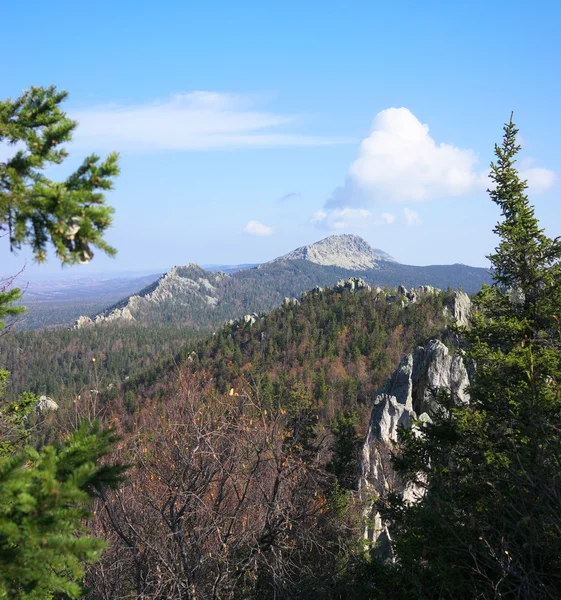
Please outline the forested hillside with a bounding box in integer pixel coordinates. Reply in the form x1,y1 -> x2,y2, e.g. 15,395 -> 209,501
73,251 -> 492,329
0,325 -> 202,402
69,281 -> 459,598
184,283 -> 456,420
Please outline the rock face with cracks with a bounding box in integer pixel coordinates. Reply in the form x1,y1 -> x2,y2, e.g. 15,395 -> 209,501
358,295 -> 471,549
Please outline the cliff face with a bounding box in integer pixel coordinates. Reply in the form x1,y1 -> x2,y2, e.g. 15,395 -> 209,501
358,292 -> 471,548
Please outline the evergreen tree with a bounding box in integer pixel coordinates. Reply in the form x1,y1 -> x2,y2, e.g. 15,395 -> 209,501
366,115 -> 561,599
327,411 -> 362,491
0,423 -> 124,600
0,85 -> 119,326
0,368 -> 125,599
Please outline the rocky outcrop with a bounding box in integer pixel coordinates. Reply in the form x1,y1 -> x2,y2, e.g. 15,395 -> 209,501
359,338 -> 470,486
443,290 -> 472,328
36,395 -> 59,412
267,234 -> 397,270
74,264 -> 228,328
358,292 -> 472,547
334,277 -> 372,293
389,286 -> 472,328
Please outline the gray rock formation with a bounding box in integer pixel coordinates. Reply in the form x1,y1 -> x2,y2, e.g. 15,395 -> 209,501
358,293 -> 472,547
267,234 -> 397,271
443,290 -> 472,328
334,277 -> 372,293
74,264 -> 227,328
36,395 -> 59,412
243,313 -> 259,326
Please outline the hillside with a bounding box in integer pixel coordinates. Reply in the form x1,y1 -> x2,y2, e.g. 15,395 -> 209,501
66,279 -> 467,598
13,272 -> 162,329
74,234 -> 491,329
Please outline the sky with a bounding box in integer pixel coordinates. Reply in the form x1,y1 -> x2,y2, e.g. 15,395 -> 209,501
1,0 -> 560,277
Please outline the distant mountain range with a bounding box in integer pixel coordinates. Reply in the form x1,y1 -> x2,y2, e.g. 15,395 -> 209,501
75,234 -> 492,329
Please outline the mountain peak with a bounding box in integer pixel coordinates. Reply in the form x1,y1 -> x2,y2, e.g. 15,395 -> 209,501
269,234 -> 397,270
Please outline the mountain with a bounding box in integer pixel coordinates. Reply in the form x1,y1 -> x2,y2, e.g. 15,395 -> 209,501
74,234 -> 492,329
266,234 -> 396,269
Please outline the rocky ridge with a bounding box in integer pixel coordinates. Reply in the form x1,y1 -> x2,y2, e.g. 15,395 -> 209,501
267,234 -> 397,270
75,265 -> 228,327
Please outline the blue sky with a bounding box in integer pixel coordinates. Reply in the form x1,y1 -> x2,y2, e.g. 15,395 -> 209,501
1,0 -> 560,276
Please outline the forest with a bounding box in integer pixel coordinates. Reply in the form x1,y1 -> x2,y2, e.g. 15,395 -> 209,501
1,88 -> 561,599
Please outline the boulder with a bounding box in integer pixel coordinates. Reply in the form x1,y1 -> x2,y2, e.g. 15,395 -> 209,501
36,395 -> 59,412
334,277 -> 372,293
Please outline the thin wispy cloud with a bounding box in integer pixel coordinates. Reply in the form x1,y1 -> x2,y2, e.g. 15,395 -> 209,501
381,212 -> 396,224
244,220 -> 274,236
70,92 -> 349,151
278,191 -> 300,202
311,208 -> 372,230
404,208 -> 420,225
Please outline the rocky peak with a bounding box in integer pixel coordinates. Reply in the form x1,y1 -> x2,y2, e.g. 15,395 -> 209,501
73,263 -> 229,328
267,234 -> 397,271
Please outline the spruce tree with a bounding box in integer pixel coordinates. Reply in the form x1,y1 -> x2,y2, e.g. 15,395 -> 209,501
0,370 -> 125,599
0,423 -> 124,600
365,116 -> 561,599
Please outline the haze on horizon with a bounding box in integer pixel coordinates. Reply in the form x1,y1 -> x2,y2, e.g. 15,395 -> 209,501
1,0 -> 559,278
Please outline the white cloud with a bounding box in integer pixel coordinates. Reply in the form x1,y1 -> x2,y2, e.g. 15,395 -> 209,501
345,108 -> 483,202
404,208 -> 420,225
71,92 -> 348,151
311,208 -> 371,230
381,212 -> 396,224
244,220 -> 274,236
520,167 -> 557,194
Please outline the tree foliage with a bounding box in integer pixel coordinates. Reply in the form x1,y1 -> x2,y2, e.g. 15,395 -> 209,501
366,116 -> 561,598
0,86 -> 123,599
0,85 -> 119,331
0,86 -> 119,266
0,423 -> 124,600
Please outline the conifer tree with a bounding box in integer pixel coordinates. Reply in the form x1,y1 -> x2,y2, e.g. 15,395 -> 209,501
366,115 -> 561,599
0,85 -> 119,326
0,427 -> 124,599
0,369 -> 125,599
0,86 -> 118,266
